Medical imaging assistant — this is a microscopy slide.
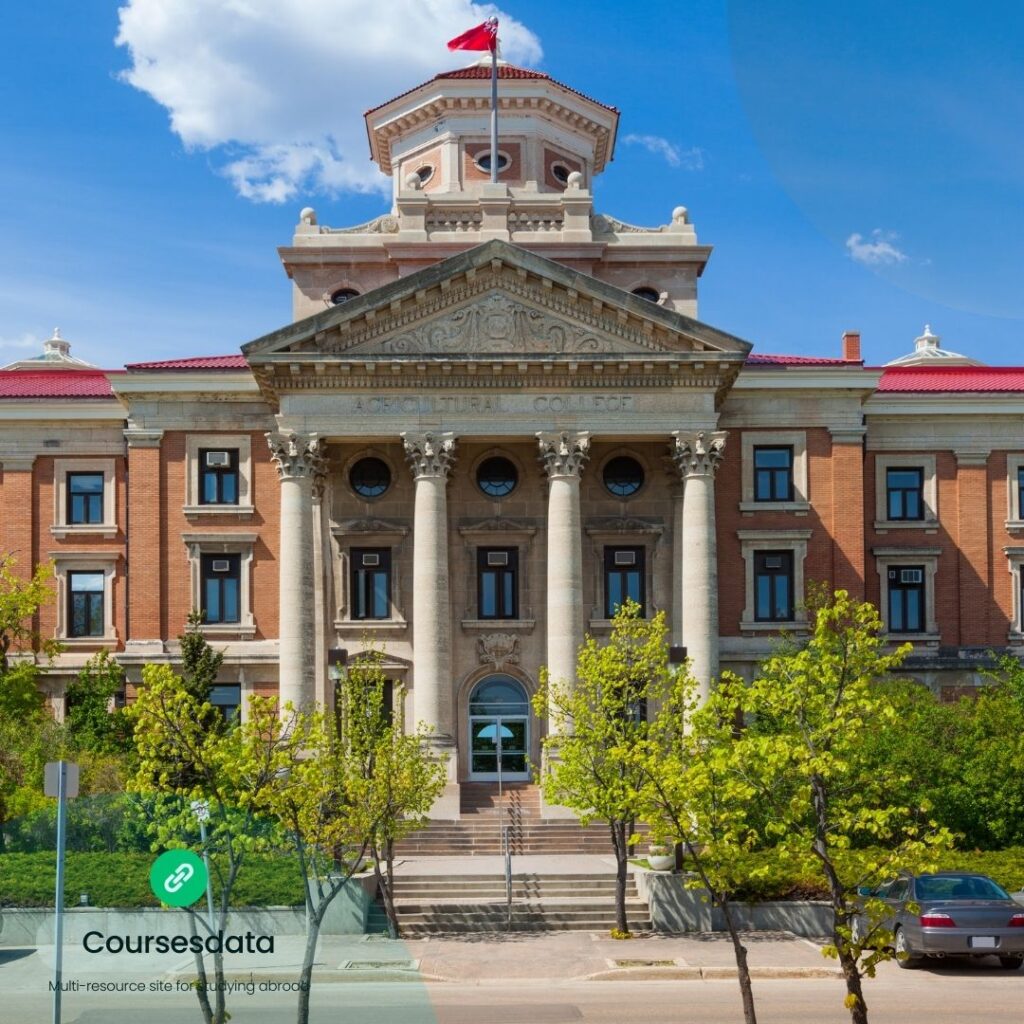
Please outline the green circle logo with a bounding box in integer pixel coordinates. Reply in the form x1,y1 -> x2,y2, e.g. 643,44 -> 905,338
150,850 -> 208,908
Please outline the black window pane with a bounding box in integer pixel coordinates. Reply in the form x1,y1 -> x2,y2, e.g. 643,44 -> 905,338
198,450 -> 240,506
350,457 -> 391,498
68,473 -> 104,524
68,572 -> 104,637
753,551 -> 794,621
476,457 -> 518,498
602,456 -> 645,497
753,448 -> 793,502
886,468 -> 924,521
604,547 -> 646,617
477,549 -> 517,619
351,548 -> 391,620
200,554 -> 241,624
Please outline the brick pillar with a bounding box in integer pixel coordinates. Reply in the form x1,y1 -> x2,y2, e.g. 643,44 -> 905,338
0,457 -> 36,569
955,449 -> 992,646
124,429 -> 164,642
829,428 -> 866,599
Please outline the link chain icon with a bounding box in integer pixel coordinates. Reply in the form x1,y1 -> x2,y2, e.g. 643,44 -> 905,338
149,849 -> 208,908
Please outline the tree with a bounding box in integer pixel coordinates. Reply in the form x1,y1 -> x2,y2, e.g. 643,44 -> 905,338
129,664 -> 290,1024
736,590 -> 954,1024
534,601 -> 669,936
64,649 -> 133,755
335,650 -> 446,938
636,669 -> 765,1024
178,610 -> 225,733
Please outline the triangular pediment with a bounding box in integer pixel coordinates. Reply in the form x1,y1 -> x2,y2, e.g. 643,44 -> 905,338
243,240 -> 751,365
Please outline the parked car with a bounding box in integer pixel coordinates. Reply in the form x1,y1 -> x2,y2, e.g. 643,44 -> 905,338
858,872 -> 1024,970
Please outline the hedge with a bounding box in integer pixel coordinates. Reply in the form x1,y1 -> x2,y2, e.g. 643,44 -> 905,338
0,852 -> 306,908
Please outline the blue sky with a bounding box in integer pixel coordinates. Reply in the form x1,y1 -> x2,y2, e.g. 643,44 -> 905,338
0,1 -> 1020,368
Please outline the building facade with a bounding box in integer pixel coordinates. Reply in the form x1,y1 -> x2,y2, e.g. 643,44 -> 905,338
3,62 -> 1024,816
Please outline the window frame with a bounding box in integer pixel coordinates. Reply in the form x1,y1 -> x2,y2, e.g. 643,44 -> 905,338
182,532 -> 257,638
350,547 -> 392,621
67,570 -> 106,638
885,467 -> 925,522
184,434 -> 254,517
753,550 -> 795,622
52,458 -> 118,538
752,446 -> 795,503
739,530 -> 811,632
477,547 -> 519,620
874,547 -> 941,640
198,448 -> 240,507
873,454 -> 938,529
1007,456 -> 1024,531
887,564 -> 926,634
739,431 -> 809,512
52,553 -> 119,644
67,472 -> 105,525
200,553 -> 242,625
603,545 -> 647,619
1005,546 -> 1024,643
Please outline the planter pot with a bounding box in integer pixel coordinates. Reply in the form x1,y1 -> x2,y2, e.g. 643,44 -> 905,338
647,853 -> 675,871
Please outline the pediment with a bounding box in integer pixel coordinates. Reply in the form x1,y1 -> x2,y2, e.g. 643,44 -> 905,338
243,239 -> 752,366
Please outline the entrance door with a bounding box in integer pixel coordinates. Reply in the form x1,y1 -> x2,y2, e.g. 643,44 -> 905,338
468,676 -> 530,781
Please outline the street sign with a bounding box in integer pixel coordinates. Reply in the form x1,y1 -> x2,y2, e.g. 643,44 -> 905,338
44,761 -> 79,799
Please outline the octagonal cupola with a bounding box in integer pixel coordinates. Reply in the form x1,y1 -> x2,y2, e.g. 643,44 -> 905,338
364,57 -> 619,198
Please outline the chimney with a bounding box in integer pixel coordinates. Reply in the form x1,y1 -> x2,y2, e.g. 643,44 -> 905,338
841,330 -> 861,362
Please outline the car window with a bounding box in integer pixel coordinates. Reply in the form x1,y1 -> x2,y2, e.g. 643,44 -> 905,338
915,874 -> 1010,901
887,880 -> 909,902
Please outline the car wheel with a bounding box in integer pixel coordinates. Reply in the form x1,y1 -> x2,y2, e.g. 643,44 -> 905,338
894,927 -> 921,969
998,956 -> 1023,971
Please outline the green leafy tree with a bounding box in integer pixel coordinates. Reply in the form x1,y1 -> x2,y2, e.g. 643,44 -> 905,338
534,600 -> 669,935
64,649 -> 133,755
129,664 -> 290,1024
737,590 -> 954,1024
178,610 -> 225,729
335,650 -> 446,937
636,669 -> 766,1024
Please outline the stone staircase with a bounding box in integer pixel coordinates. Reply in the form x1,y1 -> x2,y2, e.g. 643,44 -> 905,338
366,871 -> 651,935
393,783 -> 645,856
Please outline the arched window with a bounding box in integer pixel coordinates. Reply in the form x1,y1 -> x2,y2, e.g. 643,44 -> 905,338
469,676 -> 529,717
632,286 -> 660,303
330,287 -> 360,306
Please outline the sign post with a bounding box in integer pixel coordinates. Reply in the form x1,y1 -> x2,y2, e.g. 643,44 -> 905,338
45,760 -> 79,1024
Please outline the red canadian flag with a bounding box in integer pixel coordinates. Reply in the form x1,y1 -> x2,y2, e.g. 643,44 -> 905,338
447,17 -> 498,52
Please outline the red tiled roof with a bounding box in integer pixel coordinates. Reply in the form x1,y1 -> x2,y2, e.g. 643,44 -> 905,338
745,353 -> 854,367
366,63 -> 618,115
0,370 -> 119,399
877,366 -> 1024,393
125,355 -> 249,371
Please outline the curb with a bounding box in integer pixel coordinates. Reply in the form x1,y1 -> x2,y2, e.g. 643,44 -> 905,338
585,965 -> 843,982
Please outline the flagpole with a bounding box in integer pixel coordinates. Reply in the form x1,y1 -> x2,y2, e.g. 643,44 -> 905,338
490,39 -> 498,184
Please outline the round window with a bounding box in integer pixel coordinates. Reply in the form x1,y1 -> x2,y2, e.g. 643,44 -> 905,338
632,286 -> 661,303
475,151 -> 510,173
349,457 -> 391,498
551,162 -> 572,184
330,287 -> 360,306
415,165 -> 434,185
603,456 -> 645,497
476,456 -> 518,498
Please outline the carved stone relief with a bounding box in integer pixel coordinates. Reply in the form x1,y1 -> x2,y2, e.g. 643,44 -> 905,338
477,633 -> 520,668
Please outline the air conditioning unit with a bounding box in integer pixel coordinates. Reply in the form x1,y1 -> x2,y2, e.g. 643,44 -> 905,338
900,568 -> 924,584
614,550 -> 637,567
205,451 -> 231,467
211,559 -> 232,573
763,555 -> 784,570
486,551 -> 509,567
361,553 -> 381,567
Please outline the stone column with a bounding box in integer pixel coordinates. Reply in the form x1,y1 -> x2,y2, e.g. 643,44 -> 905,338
268,431 -> 326,712
672,430 -> 727,701
537,431 -> 591,704
401,431 -> 457,742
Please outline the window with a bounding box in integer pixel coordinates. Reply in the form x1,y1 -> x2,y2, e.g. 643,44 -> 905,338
67,473 -> 104,525
753,551 -> 794,622
476,456 -> 518,498
201,554 -> 241,625
351,548 -> 391,620
604,546 -> 645,618
886,468 -> 924,521
414,165 -> 434,185
888,565 -> 925,633
753,447 -> 794,503
68,571 -> 104,638
209,684 -> 241,723
474,151 -> 510,173
551,162 -> 571,184
330,287 -> 360,305
602,456 -> 645,497
631,286 -> 660,303
198,449 -> 239,505
349,457 -> 392,499
478,548 -> 518,620
1019,467 -> 1024,521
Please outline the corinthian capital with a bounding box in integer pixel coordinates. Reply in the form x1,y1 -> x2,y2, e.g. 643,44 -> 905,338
267,431 -> 327,482
672,430 -> 727,479
537,430 -> 591,479
402,431 -> 457,480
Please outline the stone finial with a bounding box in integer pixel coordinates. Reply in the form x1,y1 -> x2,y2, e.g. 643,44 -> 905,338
671,430 -> 727,478
915,324 -> 940,352
566,170 -> 584,191
672,206 -> 688,224
537,430 -> 591,479
299,207 -> 317,225
267,431 -> 327,482
402,431 -> 457,480
404,172 -> 423,191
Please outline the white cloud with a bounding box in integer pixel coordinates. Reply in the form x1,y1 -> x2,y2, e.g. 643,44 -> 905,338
845,229 -> 908,266
622,134 -> 704,170
0,332 -> 41,351
115,1 -> 542,203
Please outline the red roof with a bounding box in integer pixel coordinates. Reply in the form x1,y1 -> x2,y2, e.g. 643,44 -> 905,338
877,366 -> 1024,393
125,355 -> 249,371
746,353 -> 854,367
366,63 -> 618,116
0,370 -> 119,399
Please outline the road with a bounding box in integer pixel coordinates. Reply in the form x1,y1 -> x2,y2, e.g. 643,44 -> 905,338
2,958 -> 1020,1023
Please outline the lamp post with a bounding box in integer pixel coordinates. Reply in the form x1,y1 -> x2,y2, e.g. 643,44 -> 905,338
328,647 -> 349,729
667,646 -> 688,872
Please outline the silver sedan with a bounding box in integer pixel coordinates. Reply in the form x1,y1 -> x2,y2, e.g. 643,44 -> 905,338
870,872 -> 1024,970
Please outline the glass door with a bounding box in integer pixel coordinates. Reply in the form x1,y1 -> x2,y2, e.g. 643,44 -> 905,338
467,675 -> 531,781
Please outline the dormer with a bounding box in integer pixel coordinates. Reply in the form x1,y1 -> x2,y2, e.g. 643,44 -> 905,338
364,58 -> 620,199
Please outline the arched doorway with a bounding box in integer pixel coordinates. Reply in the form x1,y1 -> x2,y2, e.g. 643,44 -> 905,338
468,675 -> 530,781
